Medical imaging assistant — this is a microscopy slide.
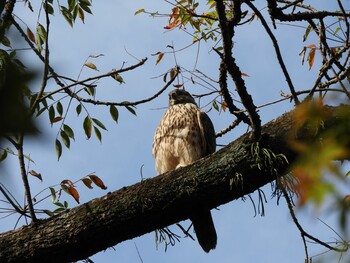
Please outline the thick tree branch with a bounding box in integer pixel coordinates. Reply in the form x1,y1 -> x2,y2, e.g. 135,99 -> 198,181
268,0 -> 349,22
0,105 -> 349,263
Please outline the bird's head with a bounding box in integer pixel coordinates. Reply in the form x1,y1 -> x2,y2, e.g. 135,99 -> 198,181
168,89 -> 196,106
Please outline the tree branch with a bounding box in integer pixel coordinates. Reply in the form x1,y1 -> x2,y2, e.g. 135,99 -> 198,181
268,0 -> 349,22
16,135 -> 37,222
0,105 -> 349,263
215,0 -> 261,139
245,1 -> 299,104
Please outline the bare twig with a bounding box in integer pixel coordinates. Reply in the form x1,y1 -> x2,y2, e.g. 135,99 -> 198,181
0,183 -> 26,217
268,0 -> 349,21
280,183 -> 346,262
245,1 -> 299,105
31,0 -> 50,111
40,58 -> 148,102
215,119 -> 242,138
62,65 -> 178,107
16,135 -> 37,222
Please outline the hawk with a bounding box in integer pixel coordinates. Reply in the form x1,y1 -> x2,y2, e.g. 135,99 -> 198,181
152,89 -> 217,252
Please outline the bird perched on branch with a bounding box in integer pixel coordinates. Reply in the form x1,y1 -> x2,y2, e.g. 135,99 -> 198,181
152,88 -> 217,252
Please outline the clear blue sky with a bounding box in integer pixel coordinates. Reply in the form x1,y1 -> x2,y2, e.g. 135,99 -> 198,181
1,1 -> 347,262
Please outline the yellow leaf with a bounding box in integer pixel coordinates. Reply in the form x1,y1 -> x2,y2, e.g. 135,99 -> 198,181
156,52 -> 164,65
307,47 -> 316,70
84,62 -> 99,71
78,7 -> 85,23
222,101 -> 227,112
82,178 -> 93,189
134,8 -> 145,15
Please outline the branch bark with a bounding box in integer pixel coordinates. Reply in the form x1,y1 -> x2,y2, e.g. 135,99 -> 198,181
0,105 -> 349,263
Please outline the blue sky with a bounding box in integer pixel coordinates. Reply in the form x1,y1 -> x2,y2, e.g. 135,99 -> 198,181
1,1 -> 348,262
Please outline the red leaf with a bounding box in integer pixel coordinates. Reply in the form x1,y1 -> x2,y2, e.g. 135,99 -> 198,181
306,44 -> 316,49
27,27 -> 35,42
156,52 -> 164,65
82,178 -> 93,189
51,116 -> 63,123
89,174 -> 107,190
307,47 -> 316,70
61,179 -> 74,187
68,186 -> 80,204
29,170 -> 42,181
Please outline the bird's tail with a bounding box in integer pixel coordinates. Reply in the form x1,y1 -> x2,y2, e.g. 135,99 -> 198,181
190,210 -> 217,253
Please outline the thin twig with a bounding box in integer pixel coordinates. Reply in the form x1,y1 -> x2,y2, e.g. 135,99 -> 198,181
245,1 -> 299,105
31,0 -> 50,111
0,183 -> 25,217
62,66 -> 178,106
16,135 -> 37,222
280,184 -> 346,256
40,58 -> 148,102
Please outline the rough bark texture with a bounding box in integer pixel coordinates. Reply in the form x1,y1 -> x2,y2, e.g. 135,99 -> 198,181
0,106 -> 349,263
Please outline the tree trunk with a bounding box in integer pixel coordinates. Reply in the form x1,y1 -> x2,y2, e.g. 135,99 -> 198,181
0,105 -> 349,263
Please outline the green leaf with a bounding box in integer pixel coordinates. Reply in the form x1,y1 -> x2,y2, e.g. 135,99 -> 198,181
5,147 -> 14,155
55,139 -> 62,160
0,150 -> 7,162
125,105 -> 137,116
110,105 -> 119,124
79,0 -> 91,6
212,100 -> 219,111
84,86 -> 95,96
83,116 -> 92,139
53,207 -> 66,213
49,187 -> 56,202
68,0 -> 76,11
333,27 -> 340,36
36,23 -> 47,52
76,104 -> 82,116
53,201 -> 64,208
49,105 -> 55,123
43,209 -> 55,216
24,154 -> 35,163
79,0 -> 92,14
1,36 -> 11,47
44,2 -> 54,15
36,107 -> 47,117
303,24 -> 312,42
63,124 -> 75,140
92,118 -> 107,130
60,183 -> 70,194
111,73 -> 125,84
72,5 -> 79,20
60,6 -> 74,27
56,101 -> 63,116
60,130 -> 70,149
94,126 -> 102,143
